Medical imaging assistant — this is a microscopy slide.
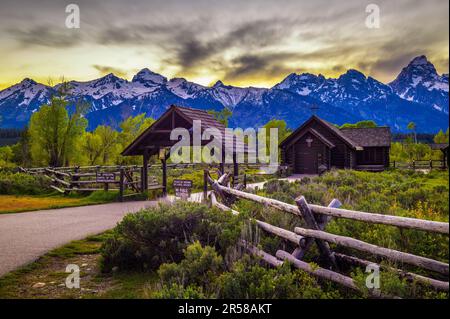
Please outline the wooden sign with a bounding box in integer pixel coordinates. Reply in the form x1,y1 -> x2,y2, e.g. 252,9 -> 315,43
96,172 -> 115,183
173,179 -> 193,199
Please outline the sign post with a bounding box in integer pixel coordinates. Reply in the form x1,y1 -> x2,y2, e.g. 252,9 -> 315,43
96,172 -> 115,183
173,179 -> 193,200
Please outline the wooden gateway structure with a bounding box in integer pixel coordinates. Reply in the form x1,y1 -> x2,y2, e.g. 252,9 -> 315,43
121,105 -> 247,194
280,115 -> 391,174
430,143 -> 449,167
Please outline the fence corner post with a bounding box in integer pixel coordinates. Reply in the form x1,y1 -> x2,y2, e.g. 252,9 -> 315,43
203,170 -> 209,203
119,167 -> 124,202
294,196 -> 338,270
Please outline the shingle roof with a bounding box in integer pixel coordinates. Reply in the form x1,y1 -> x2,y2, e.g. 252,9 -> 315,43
340,127 -> 391,147
122,105 -> 249,156
280,115 -> 391,149
176,106 -> 249,154
430,143 -> 449,150
317,117 -> 362,149
280,115 -> 362,150
176,106 -> 226,131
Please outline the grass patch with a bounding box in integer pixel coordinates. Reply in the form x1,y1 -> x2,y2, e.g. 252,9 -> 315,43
0,191 -> 120,214
0,231 -> 158,299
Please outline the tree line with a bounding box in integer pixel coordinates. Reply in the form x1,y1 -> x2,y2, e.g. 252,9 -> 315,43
0,86 -> 448,168
0,85 -> 154,168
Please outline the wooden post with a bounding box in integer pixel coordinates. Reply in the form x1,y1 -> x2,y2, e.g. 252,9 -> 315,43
412,160 -> 415,170
393,160 -> 396,168
161,157 -> 167,196
140,166 -> 145,192
219,143 -> 226,174
119,167 -> 124,202
430,160 -> 433,169
142,150 -> 149,192
203,170 -> 208,202
243,173 -> 247,188
295,196 -> 338,269
292,198 -> 342,260
233,153 -> 238,186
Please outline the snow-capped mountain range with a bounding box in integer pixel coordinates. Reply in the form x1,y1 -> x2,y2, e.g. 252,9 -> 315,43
0,55 -> 448,133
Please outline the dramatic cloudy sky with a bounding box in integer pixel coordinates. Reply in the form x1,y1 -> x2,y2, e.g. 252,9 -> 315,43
0,0 -> 448,89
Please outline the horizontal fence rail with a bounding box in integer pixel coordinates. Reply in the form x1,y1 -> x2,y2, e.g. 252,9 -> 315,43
390,160 -> 447,170
213,183 -> 449,235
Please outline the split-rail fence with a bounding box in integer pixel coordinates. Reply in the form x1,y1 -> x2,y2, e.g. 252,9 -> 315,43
203,170 -> 449,297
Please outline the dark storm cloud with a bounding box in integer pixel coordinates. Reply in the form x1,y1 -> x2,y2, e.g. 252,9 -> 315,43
167,18 -> 298,73
0,0 -> 447,86
223,52 -> 299,82
8,25 -> 82,48
92,65 -> 128,77
95,17 -> 296,72
96,23 -> 189,45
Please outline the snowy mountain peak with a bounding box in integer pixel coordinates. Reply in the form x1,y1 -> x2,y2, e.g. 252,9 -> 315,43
390,55 -> 448,113
213,80 -> 224,88
93,73 -> 126,86
132,68 -> 167,85
20,78 -> 37,86
410,55 -> 430,66
340,69 -> 366,80
0,56 -> 448,131
166,77 -> 206,99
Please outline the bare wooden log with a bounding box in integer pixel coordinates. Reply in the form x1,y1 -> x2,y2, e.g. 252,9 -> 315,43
45,168 -> 70,177
294,227 -> 449,275
210,192 -> 239,215
52,176 -> 71,187
308,204 -> 449,235
295,196 -> 338,269
292,198 -> 342,260
335,253 -> 449,292
69,188 -> 120,191
216,183 -> 299,213
241,241 -> 283,267
218,173 -> 231,185
70,180 -> 120,184
215,183 -> 449,234
209,194 -> 304,245
207,173 -> 235,206
276,250 -> 359,291
70,173 -> 97,177
50,185 -> 65,193
256,220 -> 304,246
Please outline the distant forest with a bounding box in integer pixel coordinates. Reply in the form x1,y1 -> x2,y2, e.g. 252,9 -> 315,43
0,128 -> 23,146
0,128 -> 441,146
392,133 -> 436,144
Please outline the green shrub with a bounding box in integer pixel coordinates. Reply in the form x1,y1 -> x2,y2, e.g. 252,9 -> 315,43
216,257 -> 338,299
154,283 -> 207,299
0,171 -> 51,195
155,243 -> 339,299
101,201 -> 245,272
158,242 -> 223,289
